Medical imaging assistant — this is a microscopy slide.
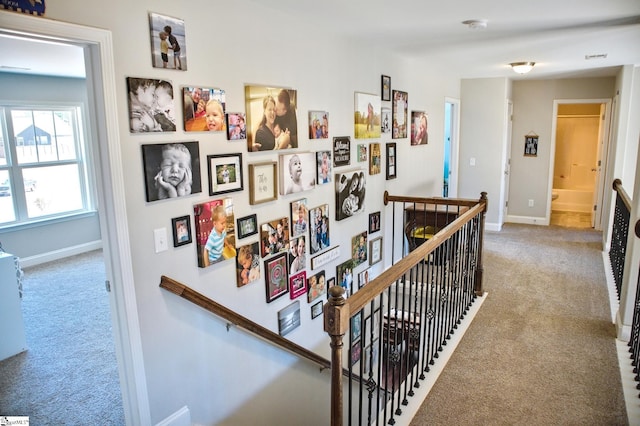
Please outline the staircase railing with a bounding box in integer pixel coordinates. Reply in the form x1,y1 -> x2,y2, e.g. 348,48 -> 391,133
324,192 -> 487,425
630,221 -> 640,393
610,179 -> 632,299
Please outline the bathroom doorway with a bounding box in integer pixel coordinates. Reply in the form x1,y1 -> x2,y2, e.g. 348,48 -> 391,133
550,100 -> 610,229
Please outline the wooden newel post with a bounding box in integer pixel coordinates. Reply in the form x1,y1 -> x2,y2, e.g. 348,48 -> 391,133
475,192 -> 488,296
324,285 -> 348,426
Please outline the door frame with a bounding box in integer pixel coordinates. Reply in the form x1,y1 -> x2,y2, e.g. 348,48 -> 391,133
0,11 -> 150,424
547,98 -> 611,230
444,97 -> 460,197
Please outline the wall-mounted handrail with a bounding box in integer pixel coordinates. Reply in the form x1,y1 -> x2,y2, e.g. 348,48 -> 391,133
613,178 -> 632,212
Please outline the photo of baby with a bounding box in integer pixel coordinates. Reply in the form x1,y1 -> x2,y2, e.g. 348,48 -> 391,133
141,142 -> 202,202
127,77 -> 177,133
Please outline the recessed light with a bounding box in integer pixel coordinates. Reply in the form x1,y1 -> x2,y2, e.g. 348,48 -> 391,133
585,54 -> 607,60
462,19 -> 488,30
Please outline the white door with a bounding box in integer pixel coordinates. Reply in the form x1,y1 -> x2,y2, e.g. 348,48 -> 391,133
502,101 -> 513,223
443,98 -> 459,197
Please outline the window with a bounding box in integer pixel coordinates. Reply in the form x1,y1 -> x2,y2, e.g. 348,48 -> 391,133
0,105 -> 92,227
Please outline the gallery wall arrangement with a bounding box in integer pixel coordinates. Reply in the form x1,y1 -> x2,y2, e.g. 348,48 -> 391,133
132,10 -> 430,336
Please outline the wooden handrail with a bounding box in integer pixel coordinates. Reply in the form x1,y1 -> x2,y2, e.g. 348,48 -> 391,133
160,275 -> 331,370
613,178 -> 632,212
384,191 -> 480,207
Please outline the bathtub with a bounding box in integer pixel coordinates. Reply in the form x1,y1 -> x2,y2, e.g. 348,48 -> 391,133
551,188 -> 593,213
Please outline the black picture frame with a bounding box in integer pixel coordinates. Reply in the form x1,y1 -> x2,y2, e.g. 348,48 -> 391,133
207,153 -> 243,196
237,214 -> 258,239
171,215 -> 192,247
381,75 -> 391,101
368,211 -> 381,234
386,143 -> 397,180
311,301 -> 323,319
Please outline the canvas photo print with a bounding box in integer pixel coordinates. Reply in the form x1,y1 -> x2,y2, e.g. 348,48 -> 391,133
149,12 -> 187,71
236,241 -> 260,287
141,142 -> 201,202
354,92 -> 381,139
308,110 -> 329,139
183,86 -> 226,132
411,111 -> 428,145
194,198 -> 236,268
279,152 -> 316,195
309,204 -> 330,255
260,217 -> 290,258
127,77 -> 176,133
316,151 -> 332,185
335,169 -> 366,221
245,85 -> 298,152
226,113 -> 247,140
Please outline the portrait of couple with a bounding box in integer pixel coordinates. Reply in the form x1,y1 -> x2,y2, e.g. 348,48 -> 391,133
245,85 -> 298,152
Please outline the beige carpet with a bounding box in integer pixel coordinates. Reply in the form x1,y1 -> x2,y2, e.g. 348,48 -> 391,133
411,223 -> 627,425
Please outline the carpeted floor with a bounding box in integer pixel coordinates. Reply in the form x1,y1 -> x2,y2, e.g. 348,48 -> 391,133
0,250 -> 125,425
410,223 -> 628,425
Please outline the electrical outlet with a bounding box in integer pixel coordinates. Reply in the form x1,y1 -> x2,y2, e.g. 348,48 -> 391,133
528,199 -> 534,207
469,157 -> 476,166
154,228 -> 168,253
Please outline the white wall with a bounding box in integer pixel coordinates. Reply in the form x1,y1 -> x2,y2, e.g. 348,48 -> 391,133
37,1 -> 458,424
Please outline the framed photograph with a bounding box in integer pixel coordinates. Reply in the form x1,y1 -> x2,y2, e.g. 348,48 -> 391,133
316,150 -> 332,185
525,134 -> 539,156
411,111 -> 428,145
351,231 -> 368,267
309,204 -> 330,255
381,75 -> 391,101
335,169 -> 366,221
237,214 -> 258,239
245,85 -> 298,152
288,236 -> 307,275
369,211 -> 381,234
370,236 -> 383,266
386,143 -> 397,180
351,310 -> 362,342
351,340 -> 362,366
381,107 -> 391,134
248,161 -> 278,205
336,259 -> 357,298
127,77 -> 177,133
307,270 -> 326,303
354,92 -> 381,139
279,152 -> 316,195
392,90 -> 408,139
149,12 -> 187,71
236,241 -> 261,287
171,215 -> 192,247
207,153 -> 243,196
358,268 -> 371,289
289,271 -> 308,300
326,277 -> 336,297
260,217 -> 290,258
311,301 -> 323,319
333,136 -> 351,167
182,86 -> 225,132
226,112 -> 247,140
141,142 -> 202,202
194,198 -> 236,268
278,301 -> 301,336
363,339 -> 379,375
265,252 -> 289,303
357,144 -> 367,162
290,199 -> 308,238
369,142 -> 381,175
308,110 -> 329,139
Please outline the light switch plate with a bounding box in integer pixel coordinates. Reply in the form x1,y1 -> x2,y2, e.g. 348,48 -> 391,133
154,228 -> 168,253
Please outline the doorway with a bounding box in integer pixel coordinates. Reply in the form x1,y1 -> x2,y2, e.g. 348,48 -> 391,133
0,10 -> 149,424
549,100 -> 610,229
443,98 -> 459,197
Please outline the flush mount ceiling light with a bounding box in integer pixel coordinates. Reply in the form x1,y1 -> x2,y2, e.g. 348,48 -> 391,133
510,62 -> 535,74
462,19 -> 488,30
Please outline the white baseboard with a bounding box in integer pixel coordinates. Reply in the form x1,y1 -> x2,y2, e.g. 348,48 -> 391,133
505,215 -> 549,226
485,222 -> 502,232
156,406 -> 191,426
19,240 -> 102,268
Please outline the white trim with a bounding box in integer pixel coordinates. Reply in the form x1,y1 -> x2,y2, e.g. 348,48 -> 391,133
484,222 -> 502,232
0,11 -> 151,425
155,406 -> 191,426
444,97 -> 460,198
505,215 -> 549,226
19,240 -> 102,268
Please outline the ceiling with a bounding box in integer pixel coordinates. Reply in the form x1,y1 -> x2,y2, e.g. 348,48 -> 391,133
1,1 -> 639,80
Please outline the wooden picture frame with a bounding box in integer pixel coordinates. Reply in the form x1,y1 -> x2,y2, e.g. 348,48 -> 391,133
381,75 -> 391,101
386,143 -> 397,180
369,236 -> 382,266
265,252 -> 289,303
392,90 -> 408,139
368,211 -> 381,234
171,215 -> 192,247
236,214 -> 258,239
289,270 -> 308,300
207,153 -> 243,196
248,161 -> 278,205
